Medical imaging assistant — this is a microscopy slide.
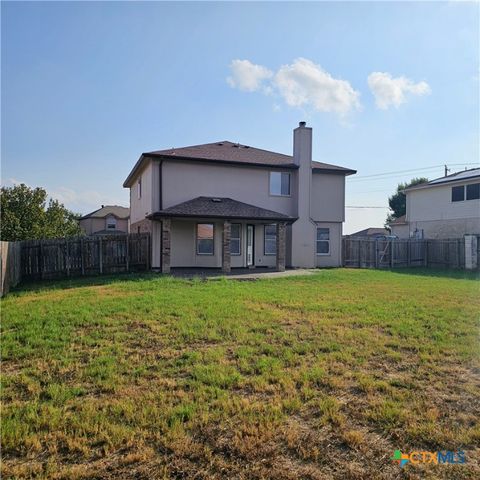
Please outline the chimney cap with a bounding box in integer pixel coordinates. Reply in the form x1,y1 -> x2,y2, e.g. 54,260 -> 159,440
299,121 -> 307,127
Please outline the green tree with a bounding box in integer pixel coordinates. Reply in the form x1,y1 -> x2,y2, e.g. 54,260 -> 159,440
1,184 -> 82,241
386,177 -> 428,224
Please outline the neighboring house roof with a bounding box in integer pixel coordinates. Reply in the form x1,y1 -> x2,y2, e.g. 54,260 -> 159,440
80,205 -> 129,220
349,228 -> 390,237
124,141 -> 356,187
388,215 -> 407,226
404,168 -> 480,192
148,196 -> 297,222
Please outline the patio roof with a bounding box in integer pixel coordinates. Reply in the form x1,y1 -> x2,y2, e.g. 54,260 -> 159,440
147,196 -> 297,222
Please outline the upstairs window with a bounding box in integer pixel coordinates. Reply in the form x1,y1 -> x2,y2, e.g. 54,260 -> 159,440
264,225 -> 277,255
197,223 -> 214,255
230,224 -> 241,255
269,172 -> 290,196
466,183 -> 480,200
106,216 -> 117,230
137,177 -> 142,199
316,228 -> 330,255
451,186 -> 464,202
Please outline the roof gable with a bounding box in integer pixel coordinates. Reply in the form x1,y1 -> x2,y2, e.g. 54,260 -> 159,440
80,205 -> 129,220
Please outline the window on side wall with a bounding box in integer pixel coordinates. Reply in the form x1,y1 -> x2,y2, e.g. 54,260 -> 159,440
264,224 -> 277,255
451,185 -> 464,202
137,177 -> 142,199
106,216 -> 117,230
197,223 -> 214,255
466,183 -> 480,200
269,172 -> 290,196
230,224 -> 241,255
316,228 -> 330,255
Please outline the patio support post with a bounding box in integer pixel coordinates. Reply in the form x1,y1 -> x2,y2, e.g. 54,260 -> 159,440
276,222 -> 286,272
161,218 -> 171,274
222,220 -> 231,273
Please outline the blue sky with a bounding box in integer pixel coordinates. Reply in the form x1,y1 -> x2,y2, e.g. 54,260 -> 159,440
2,1 -> 478,233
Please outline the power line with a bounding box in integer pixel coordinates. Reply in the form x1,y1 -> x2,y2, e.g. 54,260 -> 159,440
347,163 -> 479,182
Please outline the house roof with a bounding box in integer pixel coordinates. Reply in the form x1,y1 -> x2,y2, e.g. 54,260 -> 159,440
388,214 -> 407,225
80,205 -> 129,220
147,196 -> 297,222
405,168 -> 480,192
123,140 -> 356,187
349,227 -> 390,237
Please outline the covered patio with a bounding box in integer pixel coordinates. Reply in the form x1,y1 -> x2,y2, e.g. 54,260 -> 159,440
147,197 -> 297,274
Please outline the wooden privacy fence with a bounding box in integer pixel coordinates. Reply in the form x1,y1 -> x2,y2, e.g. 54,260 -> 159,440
0,241 -> 22,296
343,237 -> 470,270
21,233 -> 151,281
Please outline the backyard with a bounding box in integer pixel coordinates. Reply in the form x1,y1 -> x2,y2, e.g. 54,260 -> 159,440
1,269 -> 479,479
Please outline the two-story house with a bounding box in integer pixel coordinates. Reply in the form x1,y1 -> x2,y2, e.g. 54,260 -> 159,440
79,205 -> 130,235
389,168 -> 480,239
123,122 -> 356,272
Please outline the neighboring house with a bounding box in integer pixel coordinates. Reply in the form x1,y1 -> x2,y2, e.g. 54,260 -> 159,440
348,227 -> 390,238
123,122 -> 356,272
79,205 -> 130,235
389,168 -> 480,239
388,215 -> 409,238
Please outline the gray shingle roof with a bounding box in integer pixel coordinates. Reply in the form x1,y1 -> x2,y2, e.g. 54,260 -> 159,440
80,205 -> 129,220
148,197 -> 297,222
349,227 -> 390,237
124,140 -> 356,187
147,141 -> 355,173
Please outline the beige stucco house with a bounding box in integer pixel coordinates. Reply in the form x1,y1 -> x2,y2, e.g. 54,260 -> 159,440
389,168 -> 480,239
123,122 -> 356,272
79,205 -> 130,235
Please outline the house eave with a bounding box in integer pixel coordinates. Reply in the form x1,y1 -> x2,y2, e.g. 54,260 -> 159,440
147,212 -> 297,223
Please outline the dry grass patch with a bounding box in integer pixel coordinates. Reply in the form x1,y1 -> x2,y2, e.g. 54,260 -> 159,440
2,269 -> 479,478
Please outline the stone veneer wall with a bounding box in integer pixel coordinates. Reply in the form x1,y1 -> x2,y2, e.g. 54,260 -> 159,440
130,219 -> 152,234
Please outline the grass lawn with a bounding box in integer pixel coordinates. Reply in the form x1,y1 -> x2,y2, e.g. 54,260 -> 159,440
1,269 -> 479,479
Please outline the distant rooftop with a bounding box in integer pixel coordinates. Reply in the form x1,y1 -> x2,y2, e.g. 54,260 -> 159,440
80,205 -> 129,220
406,167 -> 480,191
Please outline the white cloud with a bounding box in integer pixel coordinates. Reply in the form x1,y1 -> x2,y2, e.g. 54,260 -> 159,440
226,59 -> 273,92
273,58 -> 361,115
368,72 -> 431,109
227,57 -> 360,117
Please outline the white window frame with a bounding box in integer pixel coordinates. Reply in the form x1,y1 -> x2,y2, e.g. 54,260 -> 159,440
106,216 -> 117,230
316,227 -> 330,256
230,223 -> 241,256
264,224 -> 277,256
269,172 -> 291,197
196,223 -> 215,256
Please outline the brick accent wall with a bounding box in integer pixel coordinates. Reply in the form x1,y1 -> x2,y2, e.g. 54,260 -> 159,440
222,220 -> 231,273
161,219 -> 171,273
130,219 -> 152,234
276,222 -> 286,272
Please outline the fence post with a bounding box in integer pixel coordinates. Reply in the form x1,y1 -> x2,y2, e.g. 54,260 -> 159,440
66,239 -> 70,277
390,239 -> 394,268
407,239 -> 411,267
80,238 -> 85,275
98,237 -> 103,274
39,242 -> 44,280
126,235 -> 130,272
465,235 -> 477,270
424,241 -> 428,267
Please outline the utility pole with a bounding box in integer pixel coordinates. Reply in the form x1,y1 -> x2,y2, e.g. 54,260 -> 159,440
444,165 -> 450,177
